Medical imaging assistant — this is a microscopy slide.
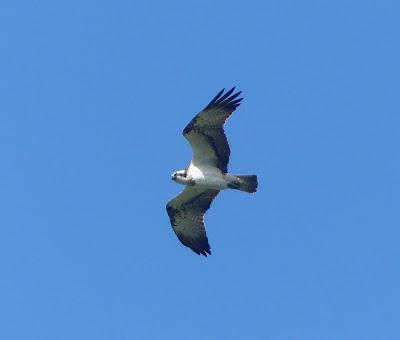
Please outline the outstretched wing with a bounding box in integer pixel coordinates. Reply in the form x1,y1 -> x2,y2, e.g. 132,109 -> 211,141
183,87 -> 243,173
166,186 -> 220,256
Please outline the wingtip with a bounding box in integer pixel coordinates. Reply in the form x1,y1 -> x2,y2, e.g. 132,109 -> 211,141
216,87 -> 235,104
214,88 -> 225,101
193,241 -> 212,257
231,97 -> 243,107
204,87 -> 243,110
199,249 -> 211,257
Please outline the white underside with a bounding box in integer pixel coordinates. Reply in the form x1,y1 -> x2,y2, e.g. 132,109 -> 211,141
187,162 -> 231,190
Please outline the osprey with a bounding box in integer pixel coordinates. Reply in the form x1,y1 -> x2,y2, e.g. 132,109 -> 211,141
166,87 -> 258,256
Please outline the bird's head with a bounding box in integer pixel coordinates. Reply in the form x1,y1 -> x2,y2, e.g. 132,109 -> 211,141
171,169 -> 188,184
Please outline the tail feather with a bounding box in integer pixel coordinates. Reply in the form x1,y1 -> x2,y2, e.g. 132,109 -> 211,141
228,175 -> 258,193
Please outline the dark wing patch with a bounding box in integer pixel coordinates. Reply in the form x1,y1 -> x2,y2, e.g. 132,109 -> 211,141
183,87 -> 243,173
166,187 -> 220,256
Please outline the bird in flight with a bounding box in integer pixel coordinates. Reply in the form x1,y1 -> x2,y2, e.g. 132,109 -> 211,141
166,87 -> 258,256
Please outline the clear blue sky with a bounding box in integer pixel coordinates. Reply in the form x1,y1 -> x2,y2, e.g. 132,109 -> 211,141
1,1 -> 399,339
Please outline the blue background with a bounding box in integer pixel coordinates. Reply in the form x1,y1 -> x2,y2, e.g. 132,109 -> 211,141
1,1 -> 399,339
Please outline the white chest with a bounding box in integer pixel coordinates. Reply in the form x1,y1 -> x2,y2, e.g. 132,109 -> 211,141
187,163 -> 227,189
